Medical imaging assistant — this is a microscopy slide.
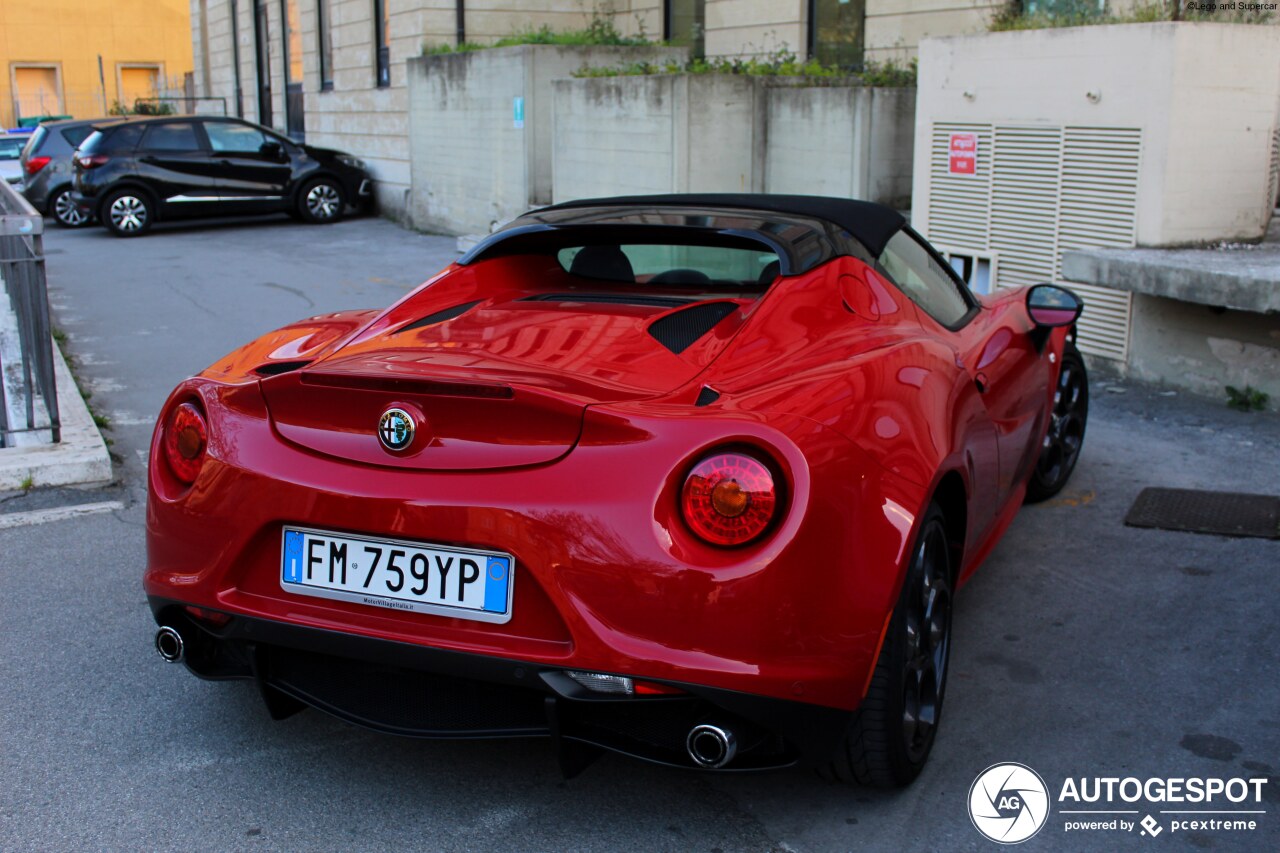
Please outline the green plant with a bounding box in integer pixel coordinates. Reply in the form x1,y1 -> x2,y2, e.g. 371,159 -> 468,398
990,0 -> 1272,31
1225,385 -> 1269,412
574,51 -> 916,87
92,412 -> 112,430
423,12 -> 653,55
19,475 -> 34,492
108,99 -> 130,116
133,99 -> 176,116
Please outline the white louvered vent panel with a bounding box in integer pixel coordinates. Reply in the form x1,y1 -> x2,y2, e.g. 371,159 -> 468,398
1058,127 -> 1142,361
1065,284 -> 1132,361
927,123 -> 992,252
989,126 -> 1062,290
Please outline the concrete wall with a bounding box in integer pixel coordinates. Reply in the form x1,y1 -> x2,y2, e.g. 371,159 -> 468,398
408,44 -> 687,236
552,74 -> 764,199
912,23 -> 1280,247
1125,296 -> 1280,405
553,75 -> 915,207
765,85 -> 915,209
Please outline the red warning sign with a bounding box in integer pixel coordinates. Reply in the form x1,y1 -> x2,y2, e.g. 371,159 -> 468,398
949,133 -> 977,175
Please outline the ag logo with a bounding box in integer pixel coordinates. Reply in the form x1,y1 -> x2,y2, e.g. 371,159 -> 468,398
378,408 -> 416,451
969,762 -> 1050,844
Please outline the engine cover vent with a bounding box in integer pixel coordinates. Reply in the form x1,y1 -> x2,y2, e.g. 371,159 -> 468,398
648,302 -> 739,355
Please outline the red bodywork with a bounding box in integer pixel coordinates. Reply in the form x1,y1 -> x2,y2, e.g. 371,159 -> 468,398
146,251 -> 1066,710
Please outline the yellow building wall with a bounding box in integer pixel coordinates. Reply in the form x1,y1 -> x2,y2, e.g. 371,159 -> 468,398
0,0 -> 193,127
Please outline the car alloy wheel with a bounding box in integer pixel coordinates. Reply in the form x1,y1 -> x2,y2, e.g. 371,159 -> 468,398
1037,356 -> 1086,486
1026,342 -> 1089,502
305,182 -> 342,220
109,195 -> 149,233
822,504 -> 952,787
53,189 -> 89,227
901,519 -> 951,764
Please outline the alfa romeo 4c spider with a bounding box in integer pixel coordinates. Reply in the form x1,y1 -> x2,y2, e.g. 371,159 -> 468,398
145,194 -> 1088,787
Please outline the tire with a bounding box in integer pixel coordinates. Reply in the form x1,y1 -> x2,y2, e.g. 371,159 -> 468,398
297,177 -> 345,224
823,503 -> 953,788
1024,341 -> 1089,503
102,189 -> 154,237
50,187 -> 91,228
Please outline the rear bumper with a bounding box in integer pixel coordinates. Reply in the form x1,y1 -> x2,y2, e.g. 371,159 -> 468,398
150,598 -> 852,771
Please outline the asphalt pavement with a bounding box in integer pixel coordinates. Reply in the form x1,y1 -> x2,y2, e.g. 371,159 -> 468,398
1,212 -> 1277,852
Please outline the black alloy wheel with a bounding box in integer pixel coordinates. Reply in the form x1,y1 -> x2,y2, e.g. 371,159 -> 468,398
51,187 -> 90,227
823,503 -> 953,787
103,189 -> 154,237
1025,341 -> 1089,502
299,178 -> 345,224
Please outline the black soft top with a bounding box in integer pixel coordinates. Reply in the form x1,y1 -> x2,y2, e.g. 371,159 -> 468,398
543,194 -> 905,257
459,194 -> 906,275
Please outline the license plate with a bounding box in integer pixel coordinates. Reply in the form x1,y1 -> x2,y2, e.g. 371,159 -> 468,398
280,526 -> 513,624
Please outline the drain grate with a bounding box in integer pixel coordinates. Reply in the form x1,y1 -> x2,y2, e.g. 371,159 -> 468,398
1124,488 -> 1280,540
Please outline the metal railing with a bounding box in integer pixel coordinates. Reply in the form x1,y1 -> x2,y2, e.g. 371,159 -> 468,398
0,180 -> 59,447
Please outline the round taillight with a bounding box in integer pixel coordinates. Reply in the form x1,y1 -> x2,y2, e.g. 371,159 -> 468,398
163,402 -> 208,484
681,451 -> 778,547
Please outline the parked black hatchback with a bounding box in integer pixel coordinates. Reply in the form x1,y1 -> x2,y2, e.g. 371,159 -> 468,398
72,116 -> 373,236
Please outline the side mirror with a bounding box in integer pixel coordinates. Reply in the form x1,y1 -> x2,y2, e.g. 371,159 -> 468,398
259,140 -> 284,160
1026,284 -> 1083,328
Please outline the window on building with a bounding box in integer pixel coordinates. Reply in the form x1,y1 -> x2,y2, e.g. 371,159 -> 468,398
374,0 -> 391,88
118,65 -> 161,111
877,229 -> 974,328
282,0 -> 303,86
1023,0 -> 1106,17
809,0 -> 866,68
318,0 -> 334,90
665,0 -> 705,58
12,65 -> 63,121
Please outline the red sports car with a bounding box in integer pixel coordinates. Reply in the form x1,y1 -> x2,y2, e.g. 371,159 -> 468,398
145,194 -> 1087,787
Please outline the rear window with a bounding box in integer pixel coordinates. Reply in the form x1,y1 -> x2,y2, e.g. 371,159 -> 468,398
60,125 -> 94,148
82,124 -> 146,155
23,126 -> 48,157
0,137 -> 24,160
556,244 -> 781,290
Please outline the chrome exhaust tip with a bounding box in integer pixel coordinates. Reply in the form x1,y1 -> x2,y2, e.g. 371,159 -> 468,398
155,626 -> 185,663
687,723 -> 737,769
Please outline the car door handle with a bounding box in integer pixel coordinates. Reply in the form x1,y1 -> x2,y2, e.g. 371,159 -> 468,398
219,159 -> 233,166
139,156 -> 158,165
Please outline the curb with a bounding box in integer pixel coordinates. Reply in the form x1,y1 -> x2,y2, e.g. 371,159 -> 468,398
0,339 -> 113,490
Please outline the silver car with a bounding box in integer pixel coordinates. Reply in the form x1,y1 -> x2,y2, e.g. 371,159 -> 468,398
0,131 -> 27,187
19,118 -> 115,227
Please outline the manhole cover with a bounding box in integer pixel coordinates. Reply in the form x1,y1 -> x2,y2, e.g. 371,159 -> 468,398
1124,488 -> 1280,540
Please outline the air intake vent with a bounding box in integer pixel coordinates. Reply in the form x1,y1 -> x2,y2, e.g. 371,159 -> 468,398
648,302 -> 738,354
397,300 -> 482,334
254,360 -> 311,377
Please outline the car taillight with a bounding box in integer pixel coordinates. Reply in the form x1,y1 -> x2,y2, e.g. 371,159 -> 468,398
77,154 -> 109,169
163,402 -> 208,484
680,451 -> 778,547
25,155 -> 51,175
